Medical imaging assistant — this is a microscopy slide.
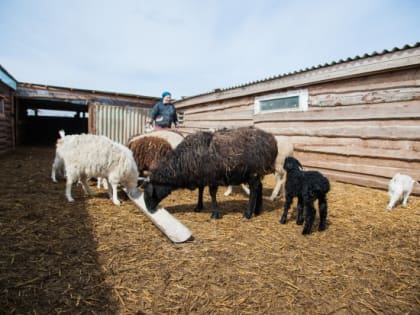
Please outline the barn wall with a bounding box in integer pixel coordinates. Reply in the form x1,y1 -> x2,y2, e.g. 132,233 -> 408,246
258,68 -> 420,195
176,67 -> 420,195
0,83 -> 15,154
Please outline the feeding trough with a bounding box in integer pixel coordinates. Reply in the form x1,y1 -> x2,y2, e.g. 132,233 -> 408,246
125,188 -> 192,243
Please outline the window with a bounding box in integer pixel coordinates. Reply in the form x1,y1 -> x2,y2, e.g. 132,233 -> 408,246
254,89 -> 308,114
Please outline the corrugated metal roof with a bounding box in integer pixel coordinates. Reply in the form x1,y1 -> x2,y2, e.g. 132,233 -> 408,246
180,42 -> 420,101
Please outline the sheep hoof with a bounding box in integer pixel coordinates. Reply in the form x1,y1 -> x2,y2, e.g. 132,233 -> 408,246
210,212 -> 221,219
302,227 -> 311,235
194,207 -> 203,213
279,216 -> 287,224
318,225 -> 326,232
242,213 -> 252,220
296,218 -> 304,225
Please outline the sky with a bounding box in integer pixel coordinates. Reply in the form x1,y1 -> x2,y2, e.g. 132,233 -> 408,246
0,0 -> 419,99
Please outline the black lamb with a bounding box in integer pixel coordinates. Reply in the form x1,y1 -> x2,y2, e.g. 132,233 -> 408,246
142,126 -> 278,220
280,156 -> 330,235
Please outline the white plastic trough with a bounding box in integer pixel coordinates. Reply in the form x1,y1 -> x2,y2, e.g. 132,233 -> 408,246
125,188 -> 193,243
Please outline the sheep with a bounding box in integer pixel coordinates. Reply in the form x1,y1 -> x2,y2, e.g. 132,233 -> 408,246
127,129 -> 184,148
51,130 -> 66,182
387,173 -> 418,210
54,132 -> 139,205
142,126 -> 278,220
51,153 -> 65,182
280,156 -> 330,235
51,131 -> 109,190
127,130 -> 184,178
224,138 -> 294,201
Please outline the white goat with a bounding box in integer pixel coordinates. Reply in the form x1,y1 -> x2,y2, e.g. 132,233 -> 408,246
387,173 -> 418,210
224,138 -> 294,201
54,132 -> 139,205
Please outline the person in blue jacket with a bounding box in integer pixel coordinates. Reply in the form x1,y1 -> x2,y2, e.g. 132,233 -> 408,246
146,91 -> 179,130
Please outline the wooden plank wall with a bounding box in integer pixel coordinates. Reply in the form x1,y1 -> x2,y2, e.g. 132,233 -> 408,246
0,83 -> 14,154
178,68 -> 420,195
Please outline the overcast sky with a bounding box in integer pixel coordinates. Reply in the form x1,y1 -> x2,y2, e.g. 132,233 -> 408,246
1,0 -> 419,99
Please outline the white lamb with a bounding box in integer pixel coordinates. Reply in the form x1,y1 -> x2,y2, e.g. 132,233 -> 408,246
387,173 -> 418,210
54,132 -> 139,205
224,138 -> 294,201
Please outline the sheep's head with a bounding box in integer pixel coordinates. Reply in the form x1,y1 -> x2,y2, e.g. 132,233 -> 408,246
283,156 -> 303,172
143,182 -> 172,213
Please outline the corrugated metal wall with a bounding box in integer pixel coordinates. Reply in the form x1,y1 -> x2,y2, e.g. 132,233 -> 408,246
94,104 -> 150,144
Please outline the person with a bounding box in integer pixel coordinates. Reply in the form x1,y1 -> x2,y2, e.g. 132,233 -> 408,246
146,91 -> 179,131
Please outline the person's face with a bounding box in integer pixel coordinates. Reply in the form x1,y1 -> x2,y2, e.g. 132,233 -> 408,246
163,95 -> 171,103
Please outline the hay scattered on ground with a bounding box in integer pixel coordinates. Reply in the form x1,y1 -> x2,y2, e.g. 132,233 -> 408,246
0,147 -> 419,314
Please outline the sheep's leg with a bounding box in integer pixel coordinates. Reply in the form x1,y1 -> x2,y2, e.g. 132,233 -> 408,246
296,196 -> 304,225
209,185 -> 221,219
51,165 -> 58,182
302,202 -> 316,235
223,185 -> 233,196
402,188 -> 412,207
224,184 -> 250,197
253,181 -> 263,216
195,186 -> 205,212
269,170 -> 283,201
280,194 -> 293,224
244,177 -> 260,220
387,189 -> 401,210
106,182 -> 113,199
241,184 -> 250,195
318,195 -> 328,231
51,156 -> 61,182
79,176 -> 94,197
110,182 -> 121,206
65,177 -> 75,202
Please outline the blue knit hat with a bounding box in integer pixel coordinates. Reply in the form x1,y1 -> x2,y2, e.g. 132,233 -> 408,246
161,91 -> 171,98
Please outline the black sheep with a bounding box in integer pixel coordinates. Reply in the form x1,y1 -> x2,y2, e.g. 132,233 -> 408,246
280,156 -> 330,235
142,126 -> 278,220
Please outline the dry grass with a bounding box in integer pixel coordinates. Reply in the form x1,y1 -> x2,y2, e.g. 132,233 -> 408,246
0,146 -> 419,314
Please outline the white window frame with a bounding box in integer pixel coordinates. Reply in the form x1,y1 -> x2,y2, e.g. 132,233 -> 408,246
254,88 -> 308,114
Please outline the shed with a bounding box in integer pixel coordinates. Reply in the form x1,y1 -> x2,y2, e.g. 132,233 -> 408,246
14,83 -> 159,145
0,65 -> 17,154
175,43 -> 420,195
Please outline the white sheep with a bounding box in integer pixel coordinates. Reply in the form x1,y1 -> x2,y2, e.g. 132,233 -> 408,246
54,132 -> 139,205
224,138 -> 294,201
387,173 -> 418,210
51,130 -> 67,182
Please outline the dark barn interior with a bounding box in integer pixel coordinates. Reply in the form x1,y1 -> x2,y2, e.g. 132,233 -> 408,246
16,97 -> 88,145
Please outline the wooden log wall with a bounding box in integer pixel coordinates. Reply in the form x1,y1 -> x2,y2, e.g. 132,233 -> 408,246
177,68 -> 420,195
0,83 -> 14,154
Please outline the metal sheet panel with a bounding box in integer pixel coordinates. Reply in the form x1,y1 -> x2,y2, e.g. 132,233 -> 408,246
95,105 -> 150,144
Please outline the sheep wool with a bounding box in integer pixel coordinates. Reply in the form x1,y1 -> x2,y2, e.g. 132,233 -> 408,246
55,133 -> 139,205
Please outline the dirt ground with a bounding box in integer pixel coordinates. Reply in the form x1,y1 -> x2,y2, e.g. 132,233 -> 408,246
0,146 -> 419,315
